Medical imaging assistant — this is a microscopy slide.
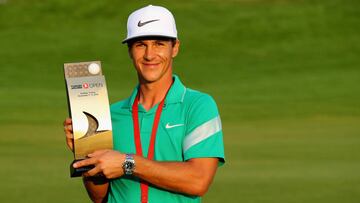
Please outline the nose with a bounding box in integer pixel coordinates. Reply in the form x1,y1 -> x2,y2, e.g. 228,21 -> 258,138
144,45 -> 155,61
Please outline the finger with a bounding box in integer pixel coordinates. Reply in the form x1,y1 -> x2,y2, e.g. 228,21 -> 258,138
73,157 -> 97,168
63,118 -> 72,125
64,124 -> 73,133
83,165 -> 102,177
66,137 -> 74,151
63,118 -> 74,151
64,126 -> 74,151
64,127 -> 73,137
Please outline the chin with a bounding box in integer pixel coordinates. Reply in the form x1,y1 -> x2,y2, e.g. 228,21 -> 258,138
141,74 -> 162,83
138,68 -> 171,84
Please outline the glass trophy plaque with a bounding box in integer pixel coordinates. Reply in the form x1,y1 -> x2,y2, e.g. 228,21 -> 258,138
64,61 -> 113,177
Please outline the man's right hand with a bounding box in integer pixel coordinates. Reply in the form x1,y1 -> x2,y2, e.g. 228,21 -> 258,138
63,118 -> 74,151
63,117 -> 109,202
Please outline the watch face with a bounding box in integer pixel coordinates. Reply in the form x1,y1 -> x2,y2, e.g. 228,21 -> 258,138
123,155 -> 135,175
125,161 -> 134,169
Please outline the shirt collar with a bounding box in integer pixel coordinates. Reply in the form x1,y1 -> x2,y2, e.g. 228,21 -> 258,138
122,75 -> 187,110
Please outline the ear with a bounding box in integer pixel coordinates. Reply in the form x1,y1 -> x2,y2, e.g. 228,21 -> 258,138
171,40 -> 180,58
128,47 -> 133,59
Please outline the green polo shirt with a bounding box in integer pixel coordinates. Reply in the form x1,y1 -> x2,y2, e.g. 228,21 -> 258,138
108,75 -> 225,203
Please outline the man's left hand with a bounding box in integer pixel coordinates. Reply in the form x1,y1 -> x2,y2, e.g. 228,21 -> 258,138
73,149 -> 125,179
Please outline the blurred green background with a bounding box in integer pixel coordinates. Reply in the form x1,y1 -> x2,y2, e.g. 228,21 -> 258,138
1,0 -> 359,202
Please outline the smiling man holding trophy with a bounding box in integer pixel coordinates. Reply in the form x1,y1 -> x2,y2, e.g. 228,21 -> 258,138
63,5 -> 225,203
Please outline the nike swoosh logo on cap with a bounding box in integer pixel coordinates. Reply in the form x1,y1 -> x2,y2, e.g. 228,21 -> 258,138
137,19 -> 160,27
165,123 -> 184,129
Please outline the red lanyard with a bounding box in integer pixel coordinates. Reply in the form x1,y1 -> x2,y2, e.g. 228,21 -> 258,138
132,87 -> 169,203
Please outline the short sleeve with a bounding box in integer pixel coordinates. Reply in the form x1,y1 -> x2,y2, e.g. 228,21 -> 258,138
183,94 -> 225,165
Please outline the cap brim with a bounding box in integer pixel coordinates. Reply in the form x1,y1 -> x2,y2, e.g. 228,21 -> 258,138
122,35 -> 177,44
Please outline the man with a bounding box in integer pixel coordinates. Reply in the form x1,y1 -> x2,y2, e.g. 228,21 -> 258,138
64,5 -> 225,203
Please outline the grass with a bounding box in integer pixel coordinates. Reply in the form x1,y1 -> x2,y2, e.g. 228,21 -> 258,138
205,117 -> 360,202
0,0 -> 359,202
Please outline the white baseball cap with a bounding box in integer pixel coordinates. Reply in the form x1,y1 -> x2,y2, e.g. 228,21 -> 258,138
122,5 -> 178,44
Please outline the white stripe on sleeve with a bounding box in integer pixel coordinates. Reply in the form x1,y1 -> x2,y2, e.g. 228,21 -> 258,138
183,116 -> 222,153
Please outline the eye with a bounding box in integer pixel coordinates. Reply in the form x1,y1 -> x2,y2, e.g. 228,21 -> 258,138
134,42 -> 146,47
155,41 -> 166,46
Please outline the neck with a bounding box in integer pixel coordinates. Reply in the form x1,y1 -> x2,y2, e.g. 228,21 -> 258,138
138,74 -> 173,111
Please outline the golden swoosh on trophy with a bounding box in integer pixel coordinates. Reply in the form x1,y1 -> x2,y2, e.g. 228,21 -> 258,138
81,111 -> 100,138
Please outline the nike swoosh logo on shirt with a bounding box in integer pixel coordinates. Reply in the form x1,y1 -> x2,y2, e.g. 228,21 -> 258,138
165,123 -> 184,129
137,19 -> 160,27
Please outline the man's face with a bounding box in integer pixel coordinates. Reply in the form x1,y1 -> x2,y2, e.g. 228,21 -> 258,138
128,38 -> 180,83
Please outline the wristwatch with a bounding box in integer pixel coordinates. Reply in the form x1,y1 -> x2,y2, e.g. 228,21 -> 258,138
122,154 -> 135,175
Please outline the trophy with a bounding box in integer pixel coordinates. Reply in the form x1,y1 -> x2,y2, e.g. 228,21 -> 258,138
64,61 -> 113,177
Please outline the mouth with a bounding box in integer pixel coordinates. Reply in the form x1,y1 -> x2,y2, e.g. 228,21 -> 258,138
142,62 -> 160,69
